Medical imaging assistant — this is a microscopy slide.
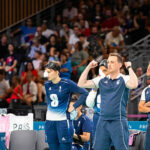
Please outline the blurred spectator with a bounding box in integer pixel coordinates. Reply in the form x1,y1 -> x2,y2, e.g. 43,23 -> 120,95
71,41 -> 89,78
0,70 -> 10,108
68,26 -> 80,52
79,34 -> 89,51
22,72 -> 38,106
131,67 -> 144,97
28,38 -> 46,59
60,53 -> 72,79
78,19 -> 91,37
91,3 -> 103,23
60,23 -> 74,38
36,76 -> 45,104
0,34 -> 9,59
32,51 -> 42,70
63,1 -> 78,22
46,34 -> 61,53
76,13 -> 89,28
21,61 -> 38,84
104,26 -> 125,52
87,26 -> 106,59
35,26 -> 48,45
48,47 -> 59,61
101,8 -> 119,32
3,43 -> 18,85
41,20 -> 55,38
50,14 -> 63,31
11,18 -> 36,45
7,76 -> 23,105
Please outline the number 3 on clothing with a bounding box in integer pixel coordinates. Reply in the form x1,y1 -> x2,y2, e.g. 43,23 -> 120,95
50,94 -> 59,107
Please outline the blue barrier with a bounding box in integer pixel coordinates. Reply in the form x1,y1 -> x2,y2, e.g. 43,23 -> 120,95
33,121 -> 148,131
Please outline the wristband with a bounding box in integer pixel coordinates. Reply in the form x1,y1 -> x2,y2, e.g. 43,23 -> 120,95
127,66 -> 132,70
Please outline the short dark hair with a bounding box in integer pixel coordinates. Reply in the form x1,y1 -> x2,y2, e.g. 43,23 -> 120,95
44,61 -> 61,71
109,53 -> 123,64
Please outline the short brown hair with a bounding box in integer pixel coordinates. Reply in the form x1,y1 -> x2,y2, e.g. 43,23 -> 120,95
109,53 -> 123,64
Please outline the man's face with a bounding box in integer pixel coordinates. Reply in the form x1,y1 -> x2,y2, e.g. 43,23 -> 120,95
74,27 -> 80,36
107,56 -> 121,73
45,68 -> 58,81
92,27 -> 98,34
147,64 -> 150,76
112,30 -> 120,37
37,27 -> 42,36
1,36 -> 7,44
136,67 -> 143,77
26,19 -> 32,26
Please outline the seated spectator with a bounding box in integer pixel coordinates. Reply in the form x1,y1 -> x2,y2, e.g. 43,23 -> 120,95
87,26 -> 106,59
60,53 -> 72,79
131,67 -> 144,97
91,3 -> 103,23
28,38 -> 46,59
69,96 -> 92,150
10,18 -> 36,45
7,76 -> 23,105
0,70 -> 10,108
60,23 -> 74,40
32,51 -> 42,70
101,9 -> 119,32
79,34 -> 89,51
41,20 -> 55,38
78,19 -> 91,37
77,13 -> 89,28
48,47 -> 59,62
63,1 -> 78,22
68,26 -> 80,52
104,26 -> 125,53
71,41 -> 89,78
0,34 -> 9,59
21,61 -> 38,84
3,43 -> 18,85
50,14 -> 63,31
35,26 -> 48,45
46,34 -> 61,53
22,72 -> 38,106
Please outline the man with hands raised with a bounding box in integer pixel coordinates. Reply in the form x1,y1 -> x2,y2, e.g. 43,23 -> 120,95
78,53 -> 138,150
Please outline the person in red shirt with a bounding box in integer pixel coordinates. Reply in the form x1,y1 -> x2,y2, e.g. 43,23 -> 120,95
7,76 -> 23,105
21,61 -> 38,84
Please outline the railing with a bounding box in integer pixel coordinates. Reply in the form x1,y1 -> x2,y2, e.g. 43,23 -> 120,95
130,73 -> 147,101
0,0 -> 62,32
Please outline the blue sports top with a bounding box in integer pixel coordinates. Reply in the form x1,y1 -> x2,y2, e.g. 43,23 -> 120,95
92,74 -> 130,120
45,78 -> 88,121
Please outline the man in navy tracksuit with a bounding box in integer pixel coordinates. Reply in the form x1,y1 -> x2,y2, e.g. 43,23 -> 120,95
78,53 -> 138,150
139,63 -> 150,150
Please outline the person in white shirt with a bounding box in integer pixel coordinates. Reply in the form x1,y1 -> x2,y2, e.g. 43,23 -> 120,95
32,51 -> 42,70
41,21 -> 55,39
68,26 -> 80,52
63,1 -> 78,21
104,26 -> 125,52
28,38 -> 46,59
23,72 -> 38,105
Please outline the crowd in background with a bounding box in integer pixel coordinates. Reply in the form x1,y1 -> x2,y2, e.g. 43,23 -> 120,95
0,0 -> 150,108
